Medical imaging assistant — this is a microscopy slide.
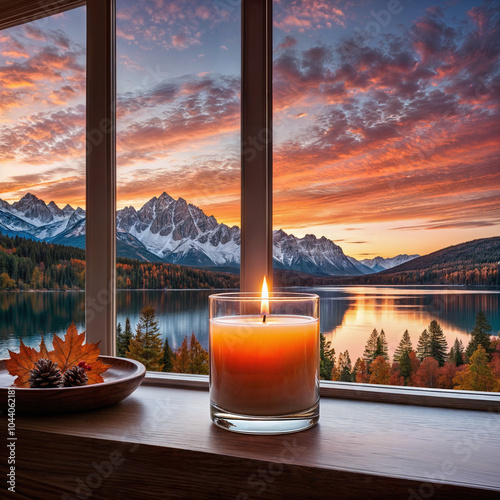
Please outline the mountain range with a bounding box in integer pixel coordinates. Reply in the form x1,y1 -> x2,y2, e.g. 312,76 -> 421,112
0,193 -> 418,276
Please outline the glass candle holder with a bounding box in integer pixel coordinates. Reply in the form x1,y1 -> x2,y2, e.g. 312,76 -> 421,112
209,292 -> 320,434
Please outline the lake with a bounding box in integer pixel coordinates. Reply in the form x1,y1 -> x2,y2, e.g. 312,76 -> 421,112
1,286 -> 499,362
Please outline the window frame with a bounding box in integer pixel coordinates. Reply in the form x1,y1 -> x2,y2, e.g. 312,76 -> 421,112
1,0 -> 498,411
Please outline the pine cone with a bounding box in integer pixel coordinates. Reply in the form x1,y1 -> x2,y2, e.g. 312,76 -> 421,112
29,359 -> 62,388
62,365 -> 88,387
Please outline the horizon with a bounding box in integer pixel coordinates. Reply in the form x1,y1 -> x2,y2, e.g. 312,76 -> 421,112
1,1 -> 499,259
1,189 -> 497,262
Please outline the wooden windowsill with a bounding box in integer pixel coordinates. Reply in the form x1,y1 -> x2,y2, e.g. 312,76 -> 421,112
7,384 -> 500,499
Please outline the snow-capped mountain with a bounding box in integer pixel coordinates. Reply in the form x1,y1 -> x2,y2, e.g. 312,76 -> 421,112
116,192 -> 241,268
359,254 -> 420,273
0,194 -> 82,235
273,230 -> 364,276
0,192 -> 416,276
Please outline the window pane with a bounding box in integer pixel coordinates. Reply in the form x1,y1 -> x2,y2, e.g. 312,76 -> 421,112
273,1 -> 500,391
0,8 -> 87,356
116,0 -> 241,372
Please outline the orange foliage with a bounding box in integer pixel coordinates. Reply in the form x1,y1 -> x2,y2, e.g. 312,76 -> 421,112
369,356 -> 391,385
412,357 -> 440,388
6,323 -> 110,387
355,358 -> 370,383
437,361 -> 461,389
389,362 -> 404,386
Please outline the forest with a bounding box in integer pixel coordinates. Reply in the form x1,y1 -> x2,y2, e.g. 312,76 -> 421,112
1,232 -> 499,290
0,233 -> 238,290
320,312 -> 500,392
121,306 -> 499,393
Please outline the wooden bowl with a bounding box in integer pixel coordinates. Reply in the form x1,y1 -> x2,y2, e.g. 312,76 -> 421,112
0,356 -> 146,414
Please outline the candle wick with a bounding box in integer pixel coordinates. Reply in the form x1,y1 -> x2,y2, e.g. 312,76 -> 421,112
262,314 -> 267,323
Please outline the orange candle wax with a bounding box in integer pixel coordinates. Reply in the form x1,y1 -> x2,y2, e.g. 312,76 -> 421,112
210,315 -> 319,416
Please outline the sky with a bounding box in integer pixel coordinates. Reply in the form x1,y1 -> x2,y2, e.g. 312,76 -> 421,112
0,0 -> 499,259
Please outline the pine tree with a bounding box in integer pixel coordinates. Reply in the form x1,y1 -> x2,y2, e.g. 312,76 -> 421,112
363,329 -> 379,366
399,350 -> 412,381
338,350 -> 352,382
394,330 -> 413,363
320,333 -> 335,380
454,345 -> 498,392
127,305 -> 164,371
427,320 -> 448,366
188,333 -> 209,375
116,322 -> 123,355
173,337 -> 190,373
161,337 -> 174,373
376,329 -> 389,360
117,318 -> 133,358
466,312 -> 492,360
416,329 -> 431,361
448,338 -> 464,366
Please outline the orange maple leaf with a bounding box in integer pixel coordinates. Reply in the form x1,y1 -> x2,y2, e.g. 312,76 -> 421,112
6,324 -> 111,387
50,323 -> 110,384
5,340 -> 43,388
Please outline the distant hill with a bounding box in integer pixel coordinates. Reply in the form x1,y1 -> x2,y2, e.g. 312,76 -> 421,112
304,237 -> 499,286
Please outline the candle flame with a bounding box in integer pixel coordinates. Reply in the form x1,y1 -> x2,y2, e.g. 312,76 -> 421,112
261,277 -> 269,318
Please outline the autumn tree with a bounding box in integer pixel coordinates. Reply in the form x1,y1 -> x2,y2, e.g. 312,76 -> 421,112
438,361 -> 460,389
127,305 -> 164,371
389,362 -> 404,386
369,356 -> 391,385
412,357 -> 440,388
117,318 -> 133,358
399,350 -> 420,383
0,272 -> 16,290
172,337 -> 190,373
416,329 -> 431,361
161,337 -> 174,373
448,338 -> 465,366
394,330 -> 413,363
188,333 -> 209,375
320,333 -> 335,380
491,339 -> 500,379
427,320 -> 448,366
466,312 -> 492,360
172,334 -> 209,375
353,358 -> 369,383
454,345 -> 498,392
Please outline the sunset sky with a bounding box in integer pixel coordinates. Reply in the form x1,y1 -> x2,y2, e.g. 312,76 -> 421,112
0,0 -> 499,259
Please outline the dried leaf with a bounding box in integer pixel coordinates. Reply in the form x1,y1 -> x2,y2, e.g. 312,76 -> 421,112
6,340 -> 43,388
39,333 -> 50,359
86,359 -> 109,385
6,323 -> 111,387
50,323 -> 110,384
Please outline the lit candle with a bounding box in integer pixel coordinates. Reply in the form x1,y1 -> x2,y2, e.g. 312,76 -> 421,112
209,281 -> 319,433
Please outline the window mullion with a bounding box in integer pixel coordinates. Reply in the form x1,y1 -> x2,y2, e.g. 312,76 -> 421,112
241,0 -> 273,292
85,0 -> 116,354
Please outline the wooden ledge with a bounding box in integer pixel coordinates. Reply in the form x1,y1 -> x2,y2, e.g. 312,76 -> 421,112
3,385 -> 500,499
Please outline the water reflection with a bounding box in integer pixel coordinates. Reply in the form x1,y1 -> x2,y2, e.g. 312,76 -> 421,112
1,287 -> 499,360
306,286 -> 500,361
